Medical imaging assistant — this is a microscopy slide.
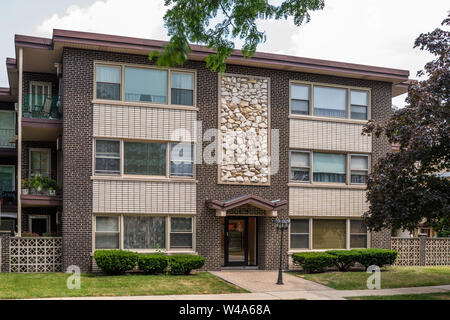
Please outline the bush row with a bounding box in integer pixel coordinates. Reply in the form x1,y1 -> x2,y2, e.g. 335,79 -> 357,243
94,250 -> 206,275
292,249 -> 398,273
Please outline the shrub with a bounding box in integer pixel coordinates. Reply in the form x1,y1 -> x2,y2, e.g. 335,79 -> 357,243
292,252 -> 337,273
326,250 -> 362,271
138,254 -> 168,274
94,250 -> 138,275
354,249 -> 398,269
167,255 -> 206,275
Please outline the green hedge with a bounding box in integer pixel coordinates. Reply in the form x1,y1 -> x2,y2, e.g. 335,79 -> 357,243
326,250 -> 362,271
292,252 -> 337,273
94,250 -> 138,275
354,249 -> 398,269
168,255 -> 206,275
138,254 -> 168,274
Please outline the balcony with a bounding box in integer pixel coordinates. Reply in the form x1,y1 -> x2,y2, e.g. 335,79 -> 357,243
20,172 -> 62,208
22,94 -> 62,141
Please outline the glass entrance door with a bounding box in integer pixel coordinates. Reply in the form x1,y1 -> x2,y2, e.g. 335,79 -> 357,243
224,217 -> 248,266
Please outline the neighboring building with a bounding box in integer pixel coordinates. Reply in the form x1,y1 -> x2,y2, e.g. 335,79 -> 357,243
0,30 -> 410,272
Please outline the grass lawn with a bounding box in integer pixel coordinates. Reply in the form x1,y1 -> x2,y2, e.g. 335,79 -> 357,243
0,272 -> 247,299
297,266 -> 450,290
347,292 -> 450,300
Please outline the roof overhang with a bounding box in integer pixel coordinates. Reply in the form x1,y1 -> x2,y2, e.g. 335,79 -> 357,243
206,194 -> 287,217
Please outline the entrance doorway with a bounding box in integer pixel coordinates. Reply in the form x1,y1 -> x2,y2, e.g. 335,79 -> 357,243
224,217 -> 257,266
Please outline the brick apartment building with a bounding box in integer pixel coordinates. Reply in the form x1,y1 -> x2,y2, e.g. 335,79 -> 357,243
0,30 -> 410,272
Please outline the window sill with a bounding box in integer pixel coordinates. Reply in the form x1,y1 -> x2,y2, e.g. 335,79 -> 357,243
92,99 -> 199,112
90,250 -> 197,256
288,182 -> 367,190
289,114 -> 369,125
91,175 -> 198,183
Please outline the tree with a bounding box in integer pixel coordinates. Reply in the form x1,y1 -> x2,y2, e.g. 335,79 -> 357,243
362,14 -> 450,233
149,0 -> 325,72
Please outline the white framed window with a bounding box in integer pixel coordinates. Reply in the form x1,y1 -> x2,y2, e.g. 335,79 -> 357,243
290,151 -> 310,182
170,217 -> 193,249
95,216 -> 120,249
94,140 -> 121,175
125,67 -> 167,103
313,86 -> 347,118
350,154 -> 369,184
350,220 -> 368,248
29,81 -> 52,107
313,153 -> 346,183
170,143 -> 194,177
350,90 -> 368,120
290,219 -> 310,249
29,148 -> 51,177
96,65 -> 121,100
290,84 -> 310,115
171,72 -> 194,106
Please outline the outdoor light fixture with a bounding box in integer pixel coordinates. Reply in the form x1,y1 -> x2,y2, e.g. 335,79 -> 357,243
275,218 -> 290,285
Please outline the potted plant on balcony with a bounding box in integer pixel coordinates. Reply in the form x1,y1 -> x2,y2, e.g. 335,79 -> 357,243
22,179 -> 29,195
48,187 -> 56,197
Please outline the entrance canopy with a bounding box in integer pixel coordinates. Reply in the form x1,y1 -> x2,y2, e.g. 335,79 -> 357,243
206,194 -> 287,217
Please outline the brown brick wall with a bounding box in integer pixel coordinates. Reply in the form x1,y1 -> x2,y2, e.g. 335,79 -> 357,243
60,47 -> 392,271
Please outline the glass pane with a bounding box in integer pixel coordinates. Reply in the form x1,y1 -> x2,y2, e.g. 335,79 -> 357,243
96,216 -> 119,232
351,171 -> 367,184
351,155 -> 368,170
350,220 -> 366,234
97,66 -> 121,84
290,234 -> 309,249
170,143 -> 194,176
125,67 -> 167,103
291,84 -> 309,100
171,73 -> 193,90
170,233 -> 193,248
96,140 -> 120,157
291,169 -> 310,182
97,83 -> 120,100
124,142 -> 166,176
291,152 -> 309,167
95,158 -> 120,174
291,219 -> 309,233
124,216 -> 166,249
350,235 -> 367,248
314,86 -> 347,118
0,111 -> 14,129
313,153 -> 346,182
0,166 -> 14,192
291,100 -> 309,115
351,90 -> 368,106
171,217 -> 192,232
171,88 -> 193,106
351,105 -> 367,120
95,233 -> 119,249
312,219 -> 346,249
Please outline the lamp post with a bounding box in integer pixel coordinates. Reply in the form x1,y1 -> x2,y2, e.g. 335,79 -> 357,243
275,218 -> 290,285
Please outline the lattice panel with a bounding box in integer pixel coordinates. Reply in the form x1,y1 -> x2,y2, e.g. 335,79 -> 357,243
425,238 -> 450,266
392,238 -> 421,266
9,237 -> 63,273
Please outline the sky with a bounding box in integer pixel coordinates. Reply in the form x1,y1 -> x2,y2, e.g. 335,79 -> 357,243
0,0 -> 448,107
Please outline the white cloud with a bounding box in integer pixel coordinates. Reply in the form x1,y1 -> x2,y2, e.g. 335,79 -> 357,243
36,0 -> 449,107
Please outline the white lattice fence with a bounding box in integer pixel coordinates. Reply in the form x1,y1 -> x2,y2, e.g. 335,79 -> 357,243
10,237 -> 62,272
391,238 -> 421,266
425,238 -> 450,266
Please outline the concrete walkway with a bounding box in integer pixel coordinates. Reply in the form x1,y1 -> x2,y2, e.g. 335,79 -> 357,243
36,271 -> 450,300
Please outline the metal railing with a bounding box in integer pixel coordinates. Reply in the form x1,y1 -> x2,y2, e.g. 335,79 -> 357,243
22,94 -> 61,120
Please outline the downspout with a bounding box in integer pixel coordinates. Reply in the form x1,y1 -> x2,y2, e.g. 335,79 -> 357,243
17,47 -> 23,237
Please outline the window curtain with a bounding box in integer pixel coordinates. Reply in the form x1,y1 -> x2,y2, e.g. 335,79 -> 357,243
97,66 -> 121,83
0,166 -> 14,193
351,156 -> 368,170
125,67 -> 167,103
124,216 -> 166,249
291,152 -> 309,167
314,86 -> 347,118
351,90 -> 368,106
124,142 -> 166,175
97,66 -> 121,100
291,84 -> 309,100
313,153 -> 346,182
96,140 -> 120,157
171,73 -> 193,106
170,217 -> 192,248
313,219 -> 346,249
95,216 -> 119,249
170,143 -> 193,176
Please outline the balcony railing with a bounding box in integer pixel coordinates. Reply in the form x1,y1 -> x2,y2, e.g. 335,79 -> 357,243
0,129 -> 15,148
22,94 -> 61,120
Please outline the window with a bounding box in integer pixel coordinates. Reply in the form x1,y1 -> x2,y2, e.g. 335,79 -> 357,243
170,217 -> 193,249
350,220 -> 367,248
95,140 -> 121,175
314,86 -> 347,118
170,143 -> 194,177
171,72 -> 194,106
124,216 -> 166,249
125,67 -> 167,103
313,219 -> 346,249
30,81 -> 52,107
290,219 -> 309,249
30,149 -> 50,176
95,216 -> 119,249
0,165 -> 15,193
313,153 -> 346,183
290,151 -> 310,182
124,142 -> 166,176
29,215 -> 50,236
351,90 -> 368,120
96,66 -> 121,100
290,84 -> 310,115
350,155 -> 369,184
0,111 -> 15,148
